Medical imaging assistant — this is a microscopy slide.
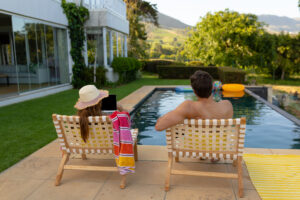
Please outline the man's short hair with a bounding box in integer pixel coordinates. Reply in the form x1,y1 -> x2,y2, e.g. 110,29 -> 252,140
190,70 -> 213,98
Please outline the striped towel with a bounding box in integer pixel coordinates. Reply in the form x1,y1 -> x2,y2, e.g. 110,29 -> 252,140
244,154 -> 300,200
110,111 -> 135,175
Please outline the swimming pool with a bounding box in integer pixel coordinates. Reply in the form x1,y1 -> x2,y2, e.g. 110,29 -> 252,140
132,90 -> 300,149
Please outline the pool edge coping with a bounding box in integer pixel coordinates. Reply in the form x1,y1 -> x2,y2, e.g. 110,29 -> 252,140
245,88 -> 300,126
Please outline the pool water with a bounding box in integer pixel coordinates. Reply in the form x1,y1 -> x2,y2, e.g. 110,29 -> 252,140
132,90 -> 300,149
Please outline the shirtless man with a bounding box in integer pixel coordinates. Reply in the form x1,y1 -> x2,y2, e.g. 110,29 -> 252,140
155,70 -> 233,131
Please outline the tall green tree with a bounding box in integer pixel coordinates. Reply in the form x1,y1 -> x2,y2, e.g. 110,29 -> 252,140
124,0 -> 158,58
182,9 -> 264,67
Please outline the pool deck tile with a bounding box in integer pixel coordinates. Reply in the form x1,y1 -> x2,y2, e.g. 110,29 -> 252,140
1,86 -> 299,200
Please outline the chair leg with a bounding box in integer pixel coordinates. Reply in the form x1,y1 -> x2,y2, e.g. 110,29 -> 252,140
175,156 -> 179,162
165,153 -> 173,191
82,153 -> 87,160
233,159 -> 237,167
237,157 -> 244,198
55,153 -> 69,186
120,175 -> 126,189
134,142 -> 138,161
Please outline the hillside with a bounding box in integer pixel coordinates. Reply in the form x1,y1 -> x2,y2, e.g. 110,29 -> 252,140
157,13 -> 191,29
258,15 -> 300,33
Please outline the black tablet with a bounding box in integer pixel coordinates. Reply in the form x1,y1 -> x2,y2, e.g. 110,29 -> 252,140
101,95 -> 117,111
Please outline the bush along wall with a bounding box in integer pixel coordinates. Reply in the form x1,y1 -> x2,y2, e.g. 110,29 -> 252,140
61,0 -> 89,88
142,59 -> 184,73
157,66 -> 219,79
111,57 -> 142,84
80,66 -> 107,87
218,67 -> 246,83
157,65 -> 246,83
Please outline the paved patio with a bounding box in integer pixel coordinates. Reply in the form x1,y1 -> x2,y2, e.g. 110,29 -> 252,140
0,139 -> 269,200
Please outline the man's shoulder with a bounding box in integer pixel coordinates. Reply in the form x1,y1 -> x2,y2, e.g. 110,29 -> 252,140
219,99 -> 232,106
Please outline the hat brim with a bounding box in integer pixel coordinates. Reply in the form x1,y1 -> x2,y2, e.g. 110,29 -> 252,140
74,90 -> 109,110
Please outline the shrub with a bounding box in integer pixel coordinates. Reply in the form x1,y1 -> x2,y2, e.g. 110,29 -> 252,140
157,65 -> 219,79
218,67 -> 246,83
157,65 -> 246,83
142,59 -> 183,73
79,66 -> 107,87
111,57 -> 141,83
95,66 -> 107,87
187,61 -> 204,66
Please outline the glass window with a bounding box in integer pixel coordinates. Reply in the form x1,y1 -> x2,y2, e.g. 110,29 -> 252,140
9,15 -> 70,97
87,34 -> 96,67
45,25 -> 56,85
106,30 -> 110,65
55,28 -> 69,84
0,13 -> 18,98
12,16 -> 31,92
25,19 -> 40,90
113,32 -> 117,58
118,33 -> 123,57
36,23 -> 49,87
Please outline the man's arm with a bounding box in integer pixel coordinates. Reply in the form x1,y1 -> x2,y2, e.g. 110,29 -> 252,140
155,100 -> 191,131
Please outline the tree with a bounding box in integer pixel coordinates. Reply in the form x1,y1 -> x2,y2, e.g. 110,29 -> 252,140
182,9 -> 264,67
124,0 -> 158,58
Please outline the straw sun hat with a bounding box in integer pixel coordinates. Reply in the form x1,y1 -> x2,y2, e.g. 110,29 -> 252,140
74,85 -> 109,110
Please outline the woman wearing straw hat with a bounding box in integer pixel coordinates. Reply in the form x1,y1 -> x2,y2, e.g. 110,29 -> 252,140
74,85 -> 125,142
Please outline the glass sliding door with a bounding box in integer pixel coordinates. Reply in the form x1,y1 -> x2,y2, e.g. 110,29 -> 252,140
25,19 -> 40,90
12,16 -> 30,93
118,33 -> 123,57
36,23 -> 49,87
0,13 -> 18,98
45,25 -> 56,86
113,32 -> 117,58
106,30 -> 110,65
55,28 -> 69,84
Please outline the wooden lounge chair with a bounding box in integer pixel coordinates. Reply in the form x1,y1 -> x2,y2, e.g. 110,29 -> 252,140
52,114 -> 138,188
165,118 -> 246,198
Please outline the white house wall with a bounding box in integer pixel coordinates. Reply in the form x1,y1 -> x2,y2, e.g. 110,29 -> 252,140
85,10 -> 129,35
0,0 -> 68,26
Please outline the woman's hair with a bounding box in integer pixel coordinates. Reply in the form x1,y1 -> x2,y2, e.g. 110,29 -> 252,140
77,101 -> 102,142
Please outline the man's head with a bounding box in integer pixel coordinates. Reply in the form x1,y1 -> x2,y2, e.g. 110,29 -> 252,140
190,70 -> 213,98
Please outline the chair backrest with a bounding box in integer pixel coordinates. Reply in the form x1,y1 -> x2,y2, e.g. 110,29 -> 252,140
52,114 -> 114,154
166,118 -> 246,160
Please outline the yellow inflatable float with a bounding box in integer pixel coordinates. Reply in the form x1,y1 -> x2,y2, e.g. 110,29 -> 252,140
222,84 -> 245,98
222,84 -> 245,92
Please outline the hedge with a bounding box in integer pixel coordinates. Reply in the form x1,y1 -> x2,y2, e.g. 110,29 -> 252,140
111,57 -> 142,83
157,66 -> 219,79
157,65 -> 246,83
218,67 -> 246,83
142,59 -> 183,73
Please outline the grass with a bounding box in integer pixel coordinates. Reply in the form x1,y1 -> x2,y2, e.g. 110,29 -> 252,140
0,76 -> 189,173
247,74 -> 300,86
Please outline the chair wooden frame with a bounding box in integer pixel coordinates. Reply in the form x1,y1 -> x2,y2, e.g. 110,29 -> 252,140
52,114 -> 138,189
165,118 -> 246,198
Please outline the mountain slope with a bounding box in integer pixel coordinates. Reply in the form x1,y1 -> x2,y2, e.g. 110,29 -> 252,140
258,15 -> 300,33
157,13 -> 191,29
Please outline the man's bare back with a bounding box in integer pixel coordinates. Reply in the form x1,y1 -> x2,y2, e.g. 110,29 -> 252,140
155,96 -> 233,131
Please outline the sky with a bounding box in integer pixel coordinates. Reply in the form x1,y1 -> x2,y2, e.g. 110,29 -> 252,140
147,0 -> 300,26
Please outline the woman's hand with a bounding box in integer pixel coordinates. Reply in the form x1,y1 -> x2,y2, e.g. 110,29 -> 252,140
117,103 -> 128,112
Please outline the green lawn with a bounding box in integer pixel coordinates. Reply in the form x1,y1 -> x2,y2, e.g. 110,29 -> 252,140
0,77 -> 189,173
247,74 -> 300,86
